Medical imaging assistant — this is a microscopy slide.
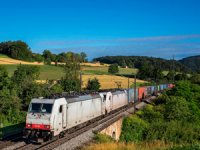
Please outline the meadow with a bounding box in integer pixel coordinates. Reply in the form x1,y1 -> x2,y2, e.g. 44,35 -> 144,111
1,63 -> 144,89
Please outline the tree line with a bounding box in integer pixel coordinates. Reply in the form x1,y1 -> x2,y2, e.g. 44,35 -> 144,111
94,56 -> 192,73
0,41 -> 88,63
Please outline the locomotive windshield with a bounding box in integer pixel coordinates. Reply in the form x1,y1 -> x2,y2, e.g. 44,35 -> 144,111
29,103 -> 53,113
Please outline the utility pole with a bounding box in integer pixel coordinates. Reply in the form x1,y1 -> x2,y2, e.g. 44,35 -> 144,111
134,73 -> 137,112
80,71 -> 82,92
172,55 -> 175,84
128,77 -> 130,103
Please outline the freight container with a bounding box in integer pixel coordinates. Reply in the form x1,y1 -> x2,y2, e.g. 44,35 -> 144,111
128,88 -> 134,103
138,87 -> 147,101
146,86 -> 152,96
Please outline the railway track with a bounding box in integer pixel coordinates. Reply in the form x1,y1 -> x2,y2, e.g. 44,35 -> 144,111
16,106 -> 128,150
0,133 -> 23,150
4,95 -> 156,150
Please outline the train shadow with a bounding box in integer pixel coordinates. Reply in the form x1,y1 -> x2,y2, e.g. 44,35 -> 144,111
0,122 -> 25,142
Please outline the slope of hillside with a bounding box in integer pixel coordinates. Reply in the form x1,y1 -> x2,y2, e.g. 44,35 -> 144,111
0,55 -> 44,65
179,55 -> 200,71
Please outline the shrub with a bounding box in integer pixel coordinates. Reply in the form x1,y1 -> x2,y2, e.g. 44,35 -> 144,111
108,64 -> 119,74
86,78 -> 101,91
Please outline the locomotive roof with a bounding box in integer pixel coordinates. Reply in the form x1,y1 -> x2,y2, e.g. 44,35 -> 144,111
66,94 -> 101,103
31,98 -> 56,104
112,90 -> 126,95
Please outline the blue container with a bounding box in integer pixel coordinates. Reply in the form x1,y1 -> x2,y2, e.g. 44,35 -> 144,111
151,86 -> 155,94
146,86 -> 152,96
128,89 -> 134,103
163,84 -> 167,89
160,84 -> 164,91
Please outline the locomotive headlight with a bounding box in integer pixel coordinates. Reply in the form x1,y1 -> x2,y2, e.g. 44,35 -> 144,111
26,124 -> 32,128
44,125 -> 50,129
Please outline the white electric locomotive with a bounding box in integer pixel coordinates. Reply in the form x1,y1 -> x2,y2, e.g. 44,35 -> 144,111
24,90 -> 128,142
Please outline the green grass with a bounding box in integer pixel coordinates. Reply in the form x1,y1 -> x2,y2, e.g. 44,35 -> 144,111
82,66 -> 138,75
1,64 -> 137,80
0,54 -> 9,58
1,65 -> 65,80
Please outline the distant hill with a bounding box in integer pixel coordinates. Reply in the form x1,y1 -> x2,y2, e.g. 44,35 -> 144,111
93,56 -> 192,73
179,55 -> 200,71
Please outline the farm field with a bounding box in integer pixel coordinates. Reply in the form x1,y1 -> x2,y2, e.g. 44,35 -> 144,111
2,64 -> 138,79
0,54 -> 44,65
83,74 -> 144,89
0,56 -> 144,89
1,64 -> 144,89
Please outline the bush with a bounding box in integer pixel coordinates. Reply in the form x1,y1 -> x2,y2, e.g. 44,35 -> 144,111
120,115 -> 148,143
94,133 -> 114,143
86,78 -> 101,91
108,64 -> 119,74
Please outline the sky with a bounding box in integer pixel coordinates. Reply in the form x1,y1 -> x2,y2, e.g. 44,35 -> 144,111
0,0 -> 200,60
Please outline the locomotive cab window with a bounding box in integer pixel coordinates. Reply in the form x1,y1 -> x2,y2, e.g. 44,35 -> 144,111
29,103 -> 53,113
103,95 -> 106,101
59,105 -> 63,113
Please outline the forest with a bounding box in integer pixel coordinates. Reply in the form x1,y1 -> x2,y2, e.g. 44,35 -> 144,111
93,56 -> 192,73
179,55 -> 200,72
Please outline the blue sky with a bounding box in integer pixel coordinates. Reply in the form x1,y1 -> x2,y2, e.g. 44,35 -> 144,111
0,0 -> 200,60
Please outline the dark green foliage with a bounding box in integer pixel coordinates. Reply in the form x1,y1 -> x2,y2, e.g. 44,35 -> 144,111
175,73 -> 188,81
190,74 -> 200,85
86,78 -> 101,91
108,64 -> 119,74
166,70 -> 175,82
137,62 -> 164,82
94,133 -> 114,143
0,41 -> 32,61
168,144 -> 200,150
0,66 -> 11,90
43,50 -> 54,64
61,79 -> 80,92
11,65 -> 40,109
61,56 -> 81,92
94,56 -> 191,73
179,55 -> 200,72
120,115 -> 148,143
32,53 -> 44,62
80,52 -> 87,62
120,81 -> 200,144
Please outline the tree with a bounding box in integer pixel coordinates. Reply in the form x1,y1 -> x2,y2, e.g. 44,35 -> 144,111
86,78 -> 101,91
166,70 -> 175,82
121,59 -> 127,68
33,53 -> 44,62
43,50 -> 53,64
0,41 -> 32,61
0,66 -> 11,90
80,52 -> 87,62
108,64 -> 119,74
12,65 -> 40,109
190,74 -> 200,84
61,56 -> 81,92
175,73 -> 188,81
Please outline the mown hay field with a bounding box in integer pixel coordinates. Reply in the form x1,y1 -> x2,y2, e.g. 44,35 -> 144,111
0,56 -> 44,65
82,75 -> 145,89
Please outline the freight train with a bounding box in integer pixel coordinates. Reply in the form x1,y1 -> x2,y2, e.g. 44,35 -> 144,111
23,84 -> 174,143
